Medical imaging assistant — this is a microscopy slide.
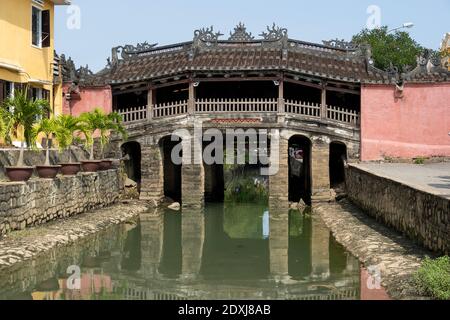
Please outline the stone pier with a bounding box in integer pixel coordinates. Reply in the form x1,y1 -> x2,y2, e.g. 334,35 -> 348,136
269,136 -> 289,210
311,137 -> 332,203
140,144 -> 164,205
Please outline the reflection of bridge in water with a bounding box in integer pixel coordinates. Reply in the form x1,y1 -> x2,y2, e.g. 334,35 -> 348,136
107,208 -> 361,300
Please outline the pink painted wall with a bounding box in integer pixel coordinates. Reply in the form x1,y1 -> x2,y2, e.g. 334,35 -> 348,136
62,84 -> 112,117
361,83 -> 450,161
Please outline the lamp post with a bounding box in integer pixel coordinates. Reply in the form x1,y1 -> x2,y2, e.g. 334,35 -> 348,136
388,22 -> 414,33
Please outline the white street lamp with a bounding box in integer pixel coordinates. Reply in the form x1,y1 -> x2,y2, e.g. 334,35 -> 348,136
388,22 -> 415,33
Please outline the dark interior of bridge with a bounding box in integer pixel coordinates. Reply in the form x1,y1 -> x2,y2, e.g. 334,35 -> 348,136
121,141 -> 142,192
329,142 -> 347,188
288,135 -> 312,205
160,136 -> 182,202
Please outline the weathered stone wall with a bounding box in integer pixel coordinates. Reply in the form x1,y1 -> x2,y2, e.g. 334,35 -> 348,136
0,170 -> 121,236
345,165 -> 450,254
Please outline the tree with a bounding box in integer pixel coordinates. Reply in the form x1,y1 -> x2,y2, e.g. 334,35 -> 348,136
79,108 -> 127,160
352,26 -> 423,72
1,89 -> 50,167
52,114 -> 87,163
33,118 -> 57,166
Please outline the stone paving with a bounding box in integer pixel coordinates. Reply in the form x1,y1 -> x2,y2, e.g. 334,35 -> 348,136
354,162 -> 450,199
315,199 -> 437,300
0,200 -> 148,270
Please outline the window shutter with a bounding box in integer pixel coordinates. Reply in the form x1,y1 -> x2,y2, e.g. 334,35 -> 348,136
41,10 -> 50,47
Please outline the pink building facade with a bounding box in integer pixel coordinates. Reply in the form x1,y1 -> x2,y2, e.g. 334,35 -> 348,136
360,82 -> 450,161
62,83 -> 112,117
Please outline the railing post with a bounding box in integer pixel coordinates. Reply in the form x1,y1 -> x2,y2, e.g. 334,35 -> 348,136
147,88 -> 153,121
321,82 -> 327,121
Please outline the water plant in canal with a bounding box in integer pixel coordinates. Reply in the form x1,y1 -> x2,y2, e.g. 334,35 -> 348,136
414,256 -> 450,300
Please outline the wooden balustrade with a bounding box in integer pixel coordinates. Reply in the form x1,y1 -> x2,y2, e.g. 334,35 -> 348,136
326,105 -> 359,125
285,100 -> 321,118
119,105 -> 148,123
118,99 -> 360,128
152,100 -> 188,118
195,98 -> 278,113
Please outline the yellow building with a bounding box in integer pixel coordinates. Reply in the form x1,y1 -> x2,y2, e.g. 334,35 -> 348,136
0,0 -> 70,115
441,33 -> 450,71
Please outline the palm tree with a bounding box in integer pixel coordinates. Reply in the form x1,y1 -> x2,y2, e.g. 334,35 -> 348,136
52,114 -> 87,163
33,118 -> 57,166
1,89 -> 50,167
99,112 -> 127,159
79,109 -> 127,160
0,107 -> 13,146
79,109 -> 104,160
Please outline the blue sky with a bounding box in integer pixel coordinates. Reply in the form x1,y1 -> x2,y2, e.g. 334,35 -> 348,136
55,0 -> 450,72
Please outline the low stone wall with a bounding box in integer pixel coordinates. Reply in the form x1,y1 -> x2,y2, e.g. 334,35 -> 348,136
0,170 -> 121,236
345,165 -> 450,254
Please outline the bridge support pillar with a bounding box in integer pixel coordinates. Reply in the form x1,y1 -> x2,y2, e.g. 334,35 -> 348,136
181,137 -> 205,210
269,212 -> 289,278
139,212 -> 164,279
269,136 -> 289,211
310,216 -> 330,279
140,144 -> 164,205
311,139 -> 332,203
181,209 -> 205,280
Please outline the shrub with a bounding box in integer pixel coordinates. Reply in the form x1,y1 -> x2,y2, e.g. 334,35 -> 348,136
414,256 -> 450,300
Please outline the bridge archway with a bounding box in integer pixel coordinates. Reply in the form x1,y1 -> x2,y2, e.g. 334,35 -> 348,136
121,141 -> 142,193
329,141 -> 347,188
288,135 -> 312,204
159,136 -> 182,202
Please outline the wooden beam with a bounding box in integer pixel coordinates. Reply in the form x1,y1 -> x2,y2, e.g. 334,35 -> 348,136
192,76 -> 279,83
325,86 -> 360,95
284,77 -> 322,90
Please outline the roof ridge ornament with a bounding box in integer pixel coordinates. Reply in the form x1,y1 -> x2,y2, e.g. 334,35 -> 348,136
322,39 -> 356,50
229,23 -> 254,41
193,26 -> 224,47
259,23 -> 288,42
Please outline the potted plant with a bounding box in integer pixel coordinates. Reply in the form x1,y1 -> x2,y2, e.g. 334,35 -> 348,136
98,111 -> 127,170
53,115 -> 85,175
78,109 -> 104,172
1,89 -> 50,182
33,118 -> 61,179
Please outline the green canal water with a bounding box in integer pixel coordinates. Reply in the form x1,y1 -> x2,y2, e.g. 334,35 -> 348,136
0,203 -> 365,300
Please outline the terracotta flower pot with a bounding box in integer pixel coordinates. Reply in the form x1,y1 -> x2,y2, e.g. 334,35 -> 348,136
36,165 -> 61,179
99,160 -> 113,171
59,163 -> 81,176
5,166 -> 35,182
81,160 -> 101,172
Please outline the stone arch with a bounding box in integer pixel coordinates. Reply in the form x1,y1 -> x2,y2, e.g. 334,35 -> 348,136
121,141 -> 142,193
329,141 -> 348,188
159,135 -> 183,202
288,134 -> 312,204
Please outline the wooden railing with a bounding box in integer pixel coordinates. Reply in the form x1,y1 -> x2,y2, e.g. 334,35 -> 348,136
196,98 -> 278,113
119,105 -> 147,123
118,99 -> 360,128
152,100 -> 188,118
327,105 -> 359,125
285,100 -> 321,118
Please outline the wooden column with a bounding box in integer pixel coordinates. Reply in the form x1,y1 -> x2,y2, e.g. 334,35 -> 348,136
188,81 -> 195,115
321,82 -> 327,120
147,88 -> 154,121
277,79 -> 285,114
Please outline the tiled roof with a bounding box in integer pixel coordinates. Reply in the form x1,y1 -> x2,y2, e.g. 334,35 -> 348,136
93,25 -> 449,86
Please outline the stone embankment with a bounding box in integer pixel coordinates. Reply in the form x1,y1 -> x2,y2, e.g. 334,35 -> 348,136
0,170 -> 122,236
345,164 -> 450,254
315,199 -> 435,300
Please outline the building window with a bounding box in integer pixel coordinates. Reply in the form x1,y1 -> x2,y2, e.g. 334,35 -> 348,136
0,81 -> 15,105
32,6 -> 50,48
